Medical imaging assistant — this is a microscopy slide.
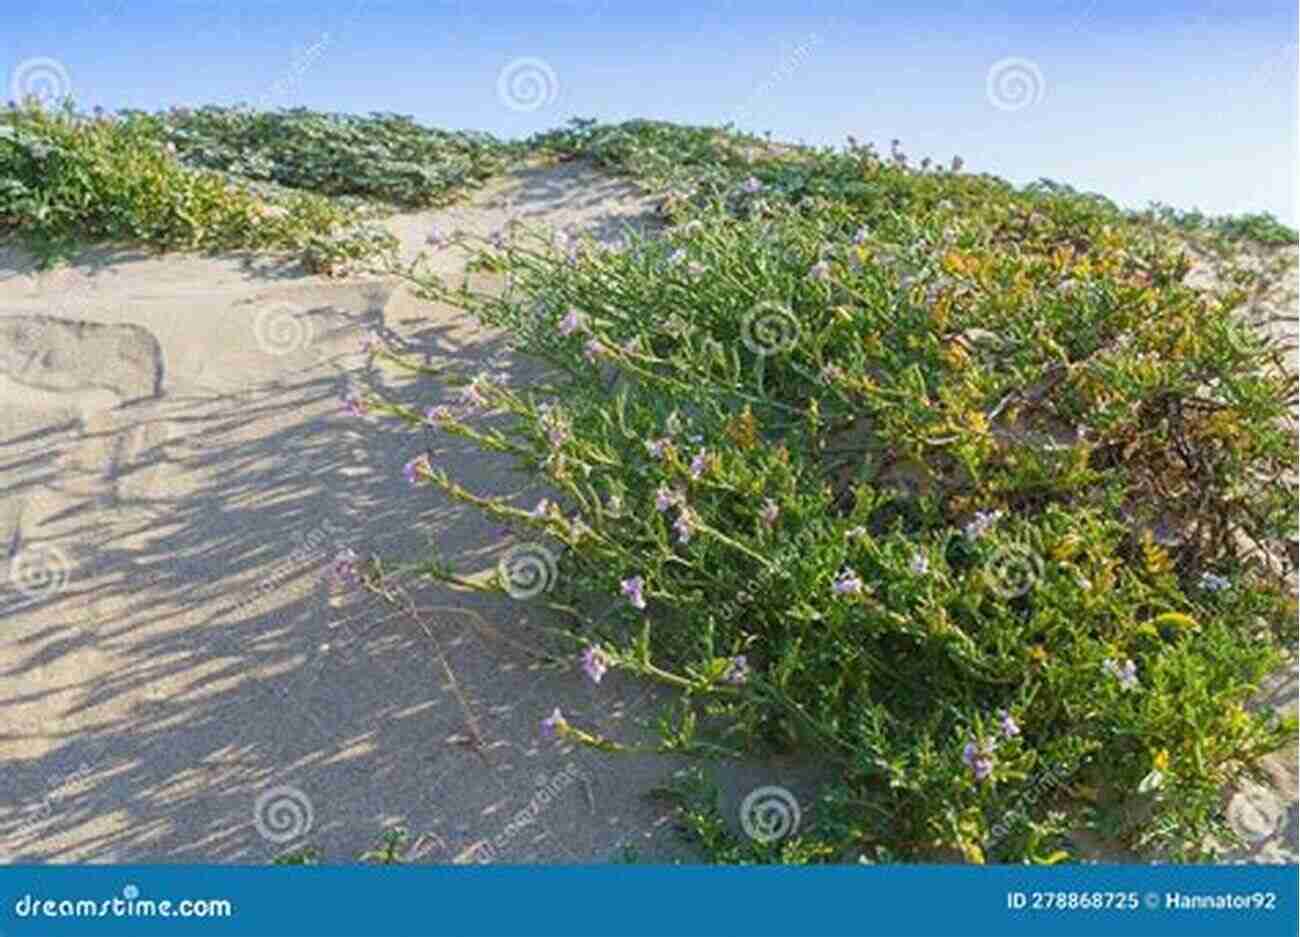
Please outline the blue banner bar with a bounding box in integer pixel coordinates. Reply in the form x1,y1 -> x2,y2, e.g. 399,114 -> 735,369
1,864 -> 1295,937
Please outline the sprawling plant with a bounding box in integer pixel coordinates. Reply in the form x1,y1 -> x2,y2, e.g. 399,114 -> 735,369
361,121 -> 1297,863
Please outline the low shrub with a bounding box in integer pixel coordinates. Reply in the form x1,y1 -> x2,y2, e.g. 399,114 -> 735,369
361,121 -> 1297,863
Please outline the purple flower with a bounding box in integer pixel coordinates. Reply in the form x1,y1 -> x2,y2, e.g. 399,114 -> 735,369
330,548 -> 360,588
426,224 -> 450,248
820,363 -> 845,384
489,229 -> 508,250
458,383 -> 487,408
741,176 -> 763,194
655,486 -> 680,513
963,739 -> 995,782
645,438 -> 671,459
1199,571 -> 1230,592
558,308 -> 584,336
581,646 -> 609,684
723,655 -> 750,685
833,569 -> 864,595
540,707 -> 567,739
689,449 -> 710,480
424,405 -> 452,427
963,509 -> 1002,540
1103,658 -> 1139,691
998,710 -> 1020,739
546,423 -> 571,448
673,509 -> 697,545
668,248 -> 687,266
853,225 -> 871,245
403,452 -> 431,485
532,498 -> 552,519
583,339 -> 603,362
342,391 -> 368,418
808,260 -> 832,282
759,499 -> 780,528
621,575 -> 647,610
909,551 -> 929,575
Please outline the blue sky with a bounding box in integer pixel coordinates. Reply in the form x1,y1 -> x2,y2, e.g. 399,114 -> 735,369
5,0 -> 1296,225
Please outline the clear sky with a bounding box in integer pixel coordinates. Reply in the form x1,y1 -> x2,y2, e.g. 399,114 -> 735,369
5,0 -> 1296,225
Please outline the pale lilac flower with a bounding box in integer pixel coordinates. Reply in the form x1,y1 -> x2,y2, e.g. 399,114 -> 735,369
998,710 -> 1020,739
645,438 -> 671,459
963,738 -> 995,782
655,486 -> 680,513
532,498 -> 552,519
426,224 -> 450,248
424,405 -> 452,427
853,225 -> 871,245
723,655 -> 750,685
963,509 -> 1003,540
330,547 -> 360,588
667,248 -> 687,266
489,229 -> 508,250
808,260 -> 832,282
458,382 -> 487,408
558,308 -> 584,336
546,423 -> 571,447
540,707 -> 567,739
403,452 -> 430,485
342,391 -> 368,418
833,569 -> 864,595
583,339 -> 603,362
1103,658 -> 1139,691
1199,572 -> 1230,593
581,646 -> 609,684
909,551 -> 929,575
759,499 -> 780,528
673,509 -> 697,544
620,575 -> 647,610
741,176 -> 763,194
689,449 -> 710,480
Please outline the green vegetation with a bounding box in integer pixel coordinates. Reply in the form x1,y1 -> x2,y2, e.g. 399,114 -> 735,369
3,101 -> 1293,865
369,118 -> 1297,864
